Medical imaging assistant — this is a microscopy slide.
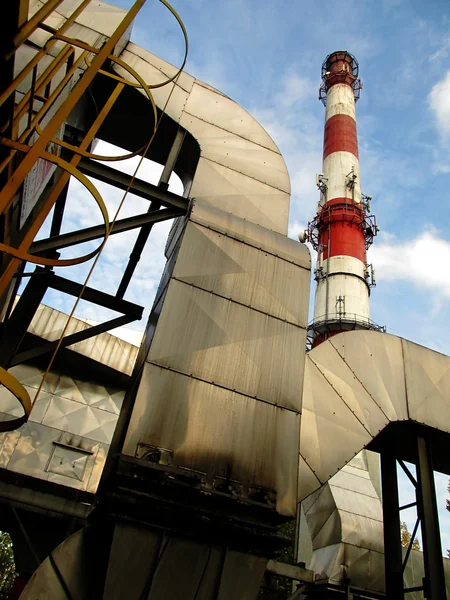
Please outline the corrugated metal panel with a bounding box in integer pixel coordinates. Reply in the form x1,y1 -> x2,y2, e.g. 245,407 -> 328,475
330,466 -> 380,498
27,304 -> 139,375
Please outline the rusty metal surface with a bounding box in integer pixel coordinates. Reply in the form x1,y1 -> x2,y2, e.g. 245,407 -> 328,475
123,201 -> 309,517
123,363 -> 301,516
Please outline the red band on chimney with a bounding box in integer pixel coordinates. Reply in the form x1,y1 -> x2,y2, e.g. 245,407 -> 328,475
323,114 -> 358,160
318,199 -> 366,263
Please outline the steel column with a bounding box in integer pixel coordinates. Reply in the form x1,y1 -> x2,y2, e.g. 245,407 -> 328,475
380,453 -> 404,599
416,436 -> 446,599
116,128 -> 186,298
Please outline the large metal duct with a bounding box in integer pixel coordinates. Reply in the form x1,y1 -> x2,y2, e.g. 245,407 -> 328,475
298,329 -> 450,595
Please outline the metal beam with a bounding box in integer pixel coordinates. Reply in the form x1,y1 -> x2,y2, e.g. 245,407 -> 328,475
11,314 -> 135,366
381,453 -> 404,599
47,274 -> 143,319
416,436 -> 446,600
30,207 -> 184,254
116,128 -> 186,299
0,270 -> 52,368
78,157 -> 188,210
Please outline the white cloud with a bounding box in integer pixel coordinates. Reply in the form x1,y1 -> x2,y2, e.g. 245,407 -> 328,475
430,35 -> 450,63
370,228 -> 450,299
428,71 -> 450,134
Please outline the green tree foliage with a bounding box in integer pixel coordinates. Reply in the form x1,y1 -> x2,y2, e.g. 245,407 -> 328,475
258,519 -> 296,600
400,521 -> 420,551
447,479 -> 450,558
0,532 -> 16,598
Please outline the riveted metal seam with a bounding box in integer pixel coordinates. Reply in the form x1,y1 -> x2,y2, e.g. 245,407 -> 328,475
145,360 -> 302,416
171,276 -> 307,330
328,339 -> 391,423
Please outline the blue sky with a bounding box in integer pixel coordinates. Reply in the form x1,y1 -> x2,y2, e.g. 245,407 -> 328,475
33,0 -> 450,555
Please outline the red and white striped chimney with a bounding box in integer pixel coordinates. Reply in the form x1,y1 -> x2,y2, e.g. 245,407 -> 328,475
308,51 -> 381,346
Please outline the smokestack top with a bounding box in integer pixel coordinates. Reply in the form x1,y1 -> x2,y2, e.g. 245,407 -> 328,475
319,51 -> 362,106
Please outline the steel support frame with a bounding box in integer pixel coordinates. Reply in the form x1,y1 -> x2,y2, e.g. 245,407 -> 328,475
416,436 -> 446,599
380,437 -> 447,600
0,0 -> 189,381
381,452 -> 404,599
1,267 -> 143,368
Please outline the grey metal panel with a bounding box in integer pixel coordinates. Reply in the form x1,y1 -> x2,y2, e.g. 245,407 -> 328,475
124,42 -> 196,94
339,512 -> 383,553
304,485 -> 335,541
0,361 -> 119,493
118,46 -> 290,233
6,422 -> 63,481
54,375 -> 124,414
403,338 -> 450,433
179,112 -> 288,192
147,278 -> 306,411
123,363 -> 300,516
190,198 -> 310,270
3,420 -> 108,493
310,509 -> 341,550
65,0 -> 128,38
183,81 -> 280,154
340,545 -> 385,592
330,331 -> 408,422
298,454 -> 322,502
307,543 -> 342,583
103,524 -> 163,600
41,396 -> 118,443
189,157 -> 290,234
114,59 -> 190,124
331,486 -> 382,521
147,537 -> 216,600
173,221 -> 309,326
309,344 -> 389,437
330,465 -> 380,498
300,354 -> 372,487
14,45 -> 55,95
338,463 -> 372,481
297,503 -> 313,569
